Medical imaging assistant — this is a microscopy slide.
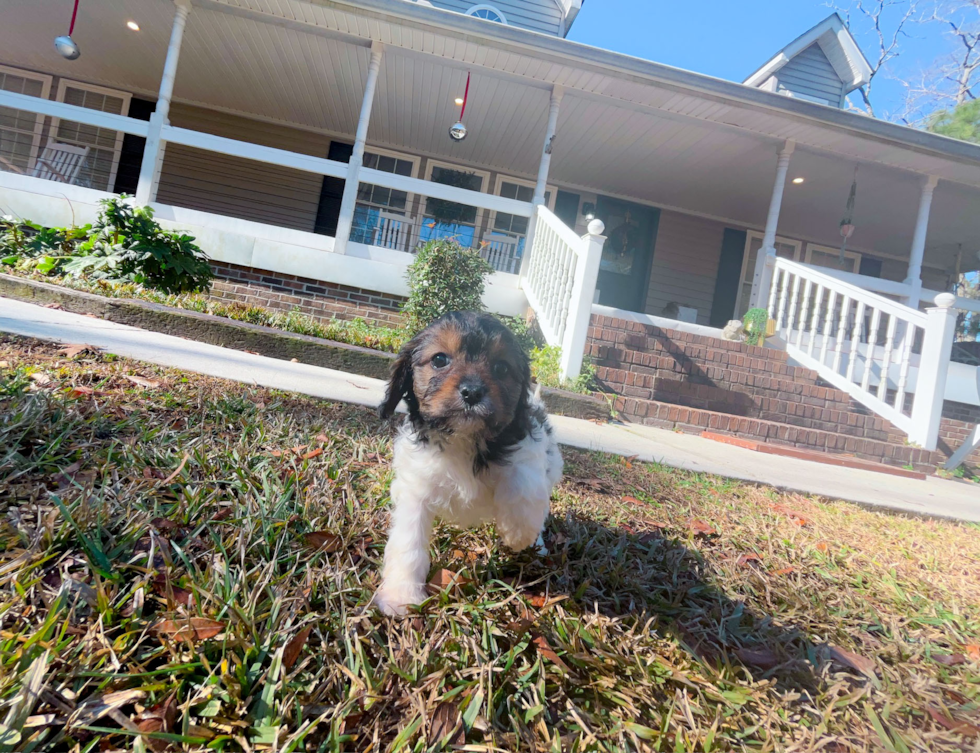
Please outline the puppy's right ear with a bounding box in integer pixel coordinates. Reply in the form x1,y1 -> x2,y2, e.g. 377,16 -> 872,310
378,341 -> 415,420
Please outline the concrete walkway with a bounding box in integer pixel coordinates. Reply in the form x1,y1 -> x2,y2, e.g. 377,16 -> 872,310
2,296 -> 978,522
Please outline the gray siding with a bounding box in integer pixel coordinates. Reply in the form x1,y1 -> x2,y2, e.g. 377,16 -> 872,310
157,104 -> 331,232
425,0 -> 562,36
643,210 -> 726,326
776,44 -> 845,106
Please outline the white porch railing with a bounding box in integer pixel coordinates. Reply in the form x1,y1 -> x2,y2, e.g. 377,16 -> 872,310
768,257 -> 958,451
521,206 -> 605,380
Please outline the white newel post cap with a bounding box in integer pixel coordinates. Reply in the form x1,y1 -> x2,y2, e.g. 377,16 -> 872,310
934,293 -> 956,309
587,219 -> 605,236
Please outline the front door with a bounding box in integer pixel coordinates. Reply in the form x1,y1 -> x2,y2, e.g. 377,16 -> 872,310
595,196 -> 659,312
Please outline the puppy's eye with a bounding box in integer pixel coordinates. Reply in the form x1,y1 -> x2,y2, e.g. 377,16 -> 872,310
430,353 -> 450,369
492,361 -> 510,379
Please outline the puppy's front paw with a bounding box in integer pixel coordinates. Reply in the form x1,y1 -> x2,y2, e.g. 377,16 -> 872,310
375,582 -> 428,616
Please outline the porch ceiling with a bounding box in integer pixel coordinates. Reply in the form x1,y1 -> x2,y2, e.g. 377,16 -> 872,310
2,0 -> 980,275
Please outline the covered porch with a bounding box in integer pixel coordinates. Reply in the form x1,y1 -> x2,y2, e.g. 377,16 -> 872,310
2,0 -> 980,459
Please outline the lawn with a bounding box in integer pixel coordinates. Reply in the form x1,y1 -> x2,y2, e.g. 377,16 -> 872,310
1,334 -> 979,752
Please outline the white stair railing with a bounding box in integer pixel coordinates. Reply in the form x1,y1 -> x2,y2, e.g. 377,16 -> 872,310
520,206 -> 605,380
768,257 -> 958,451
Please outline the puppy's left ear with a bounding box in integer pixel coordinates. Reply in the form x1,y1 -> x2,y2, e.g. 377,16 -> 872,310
378,341 -> 415,420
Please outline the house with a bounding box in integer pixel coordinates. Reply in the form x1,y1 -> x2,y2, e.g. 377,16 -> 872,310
1,0 -> 979,472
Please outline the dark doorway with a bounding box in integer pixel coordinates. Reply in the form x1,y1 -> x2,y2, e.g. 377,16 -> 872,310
594,195 -> 659,312
313,141 -> 353,237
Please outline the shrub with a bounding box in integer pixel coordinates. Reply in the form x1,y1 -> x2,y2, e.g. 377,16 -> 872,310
63,197 -> 213,293
742,307 -> 769,346
529,344 -> 596,394
403,238 -> 493,334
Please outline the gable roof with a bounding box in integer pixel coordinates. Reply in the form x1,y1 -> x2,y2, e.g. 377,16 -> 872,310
743,14 -> 872,94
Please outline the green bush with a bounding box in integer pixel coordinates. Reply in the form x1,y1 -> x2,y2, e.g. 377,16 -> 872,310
530,345 -> 596,394
64,197 -> 213,293
2,197 -> 213,294
742,307 -> 769,346
402,238 -> 493,334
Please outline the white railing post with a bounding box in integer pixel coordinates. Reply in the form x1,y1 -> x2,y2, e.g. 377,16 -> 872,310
749,140 -> 794,309
909,293 -> 957,451
559,219 -> 605,381
334,41 -> 384,255
135,0 -> 191,206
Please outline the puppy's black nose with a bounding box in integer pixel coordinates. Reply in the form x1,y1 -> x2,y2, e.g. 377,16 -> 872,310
459,380 -> 486,406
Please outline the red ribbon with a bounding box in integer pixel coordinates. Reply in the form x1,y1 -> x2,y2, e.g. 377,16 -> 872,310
460,72 -> 471,120
69,0 -> 80,34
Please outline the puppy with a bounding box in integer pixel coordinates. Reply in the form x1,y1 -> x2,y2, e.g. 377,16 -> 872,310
375,311 -> 562,616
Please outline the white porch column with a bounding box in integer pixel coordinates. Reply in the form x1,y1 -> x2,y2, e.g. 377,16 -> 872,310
334,41 -> 384,255
135,0 -> 191,206
909,293 -> 957,451
748,140 -> 795,310
903,175 -> 939,309
533,85 -> 563,206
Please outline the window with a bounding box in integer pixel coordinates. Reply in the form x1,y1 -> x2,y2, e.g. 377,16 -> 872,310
350,149 -> 418,250
491,177 -> 552,237
805,243 -> 861,274
0,66 -> 51,174
466,4 -> 507,23
419,161 -> 489,249
52,80 -> 131,191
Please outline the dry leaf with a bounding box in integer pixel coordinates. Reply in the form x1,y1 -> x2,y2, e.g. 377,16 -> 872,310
303,531 -> 343,552
72,385 -> 95,395
927,708 -> 980,736
152,574 -> 194,606
159,452 -> 190,485
135,691 -> 177,752
428,701 -> 464,746
301,448 -> 323,460
528,594 -> 549,608
816,541 -> 830,552
736,553 -> 763,567
153,617 -> 225,643
30,372 -> 52,386
68,689 -> 145,727
735,647 -> 781,670
688,519 -> 718,537
211,507 -> 234,522
57,343 -> 96,358
533,635 -> 570,672
828,645 -> 876,676
965,644 -> 980,660
506,618 -> 536,639
622,495 -> 644,505
150,517 -> 183,533
427,568 -> 472,593
283,625 -> 313,670
772,566 -> 796,576
933,653 -> 967,666
125,375 -> 162,389
43,303 -> 65,310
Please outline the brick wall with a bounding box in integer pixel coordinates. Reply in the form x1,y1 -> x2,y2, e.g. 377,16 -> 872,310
208,261 -> 405,327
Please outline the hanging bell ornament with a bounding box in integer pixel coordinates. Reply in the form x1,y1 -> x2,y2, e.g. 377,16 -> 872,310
449,121 -> 468,142
839,222 -> 855,240
55,35 -> 81,60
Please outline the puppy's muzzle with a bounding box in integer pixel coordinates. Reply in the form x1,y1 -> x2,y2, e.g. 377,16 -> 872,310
458,379 -> 486,408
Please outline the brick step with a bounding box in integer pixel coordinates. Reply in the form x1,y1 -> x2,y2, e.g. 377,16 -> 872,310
613,395 -> 941,473
620,376 -> 903,442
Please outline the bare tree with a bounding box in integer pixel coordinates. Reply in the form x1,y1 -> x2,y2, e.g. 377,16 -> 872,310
927,0 -> 980,103
835,0 -> 919,117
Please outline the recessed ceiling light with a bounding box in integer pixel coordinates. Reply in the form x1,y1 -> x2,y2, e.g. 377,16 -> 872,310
454,97 -> 464,105
126,20 -> 140,31
792,177 -> 804,184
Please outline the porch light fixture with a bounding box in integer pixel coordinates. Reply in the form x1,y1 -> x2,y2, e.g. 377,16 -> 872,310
126,20 -> 140,31
582,202 -> 596,221
792,177 -> 805,184
449,72 -> 470,143
55,0 -> 81,59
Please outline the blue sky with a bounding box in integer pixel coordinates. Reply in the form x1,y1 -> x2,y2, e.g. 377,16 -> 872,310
566,1 -> 952,122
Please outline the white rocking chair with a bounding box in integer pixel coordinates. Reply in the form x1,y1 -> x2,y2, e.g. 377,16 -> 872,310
0,141 -> 90,184
480,232 -> 521,274
372,209 -> 414,252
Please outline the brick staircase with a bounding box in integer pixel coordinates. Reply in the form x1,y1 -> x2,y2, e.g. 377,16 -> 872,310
587,314 -> 979,473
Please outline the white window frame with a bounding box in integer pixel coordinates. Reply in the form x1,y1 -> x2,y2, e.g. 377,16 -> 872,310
52,79 -> 132,191
489,173 -> 555,236
465,4 -> 508,23
734,230 -> 802,317
422,159 -> 491,245
804,242 -> 862,273
0,65 -> 52,174
359,145 -> 421,213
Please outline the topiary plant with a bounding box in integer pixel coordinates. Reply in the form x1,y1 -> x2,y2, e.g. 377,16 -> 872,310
402,238 -> 494,334
742,307 -> 770,346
